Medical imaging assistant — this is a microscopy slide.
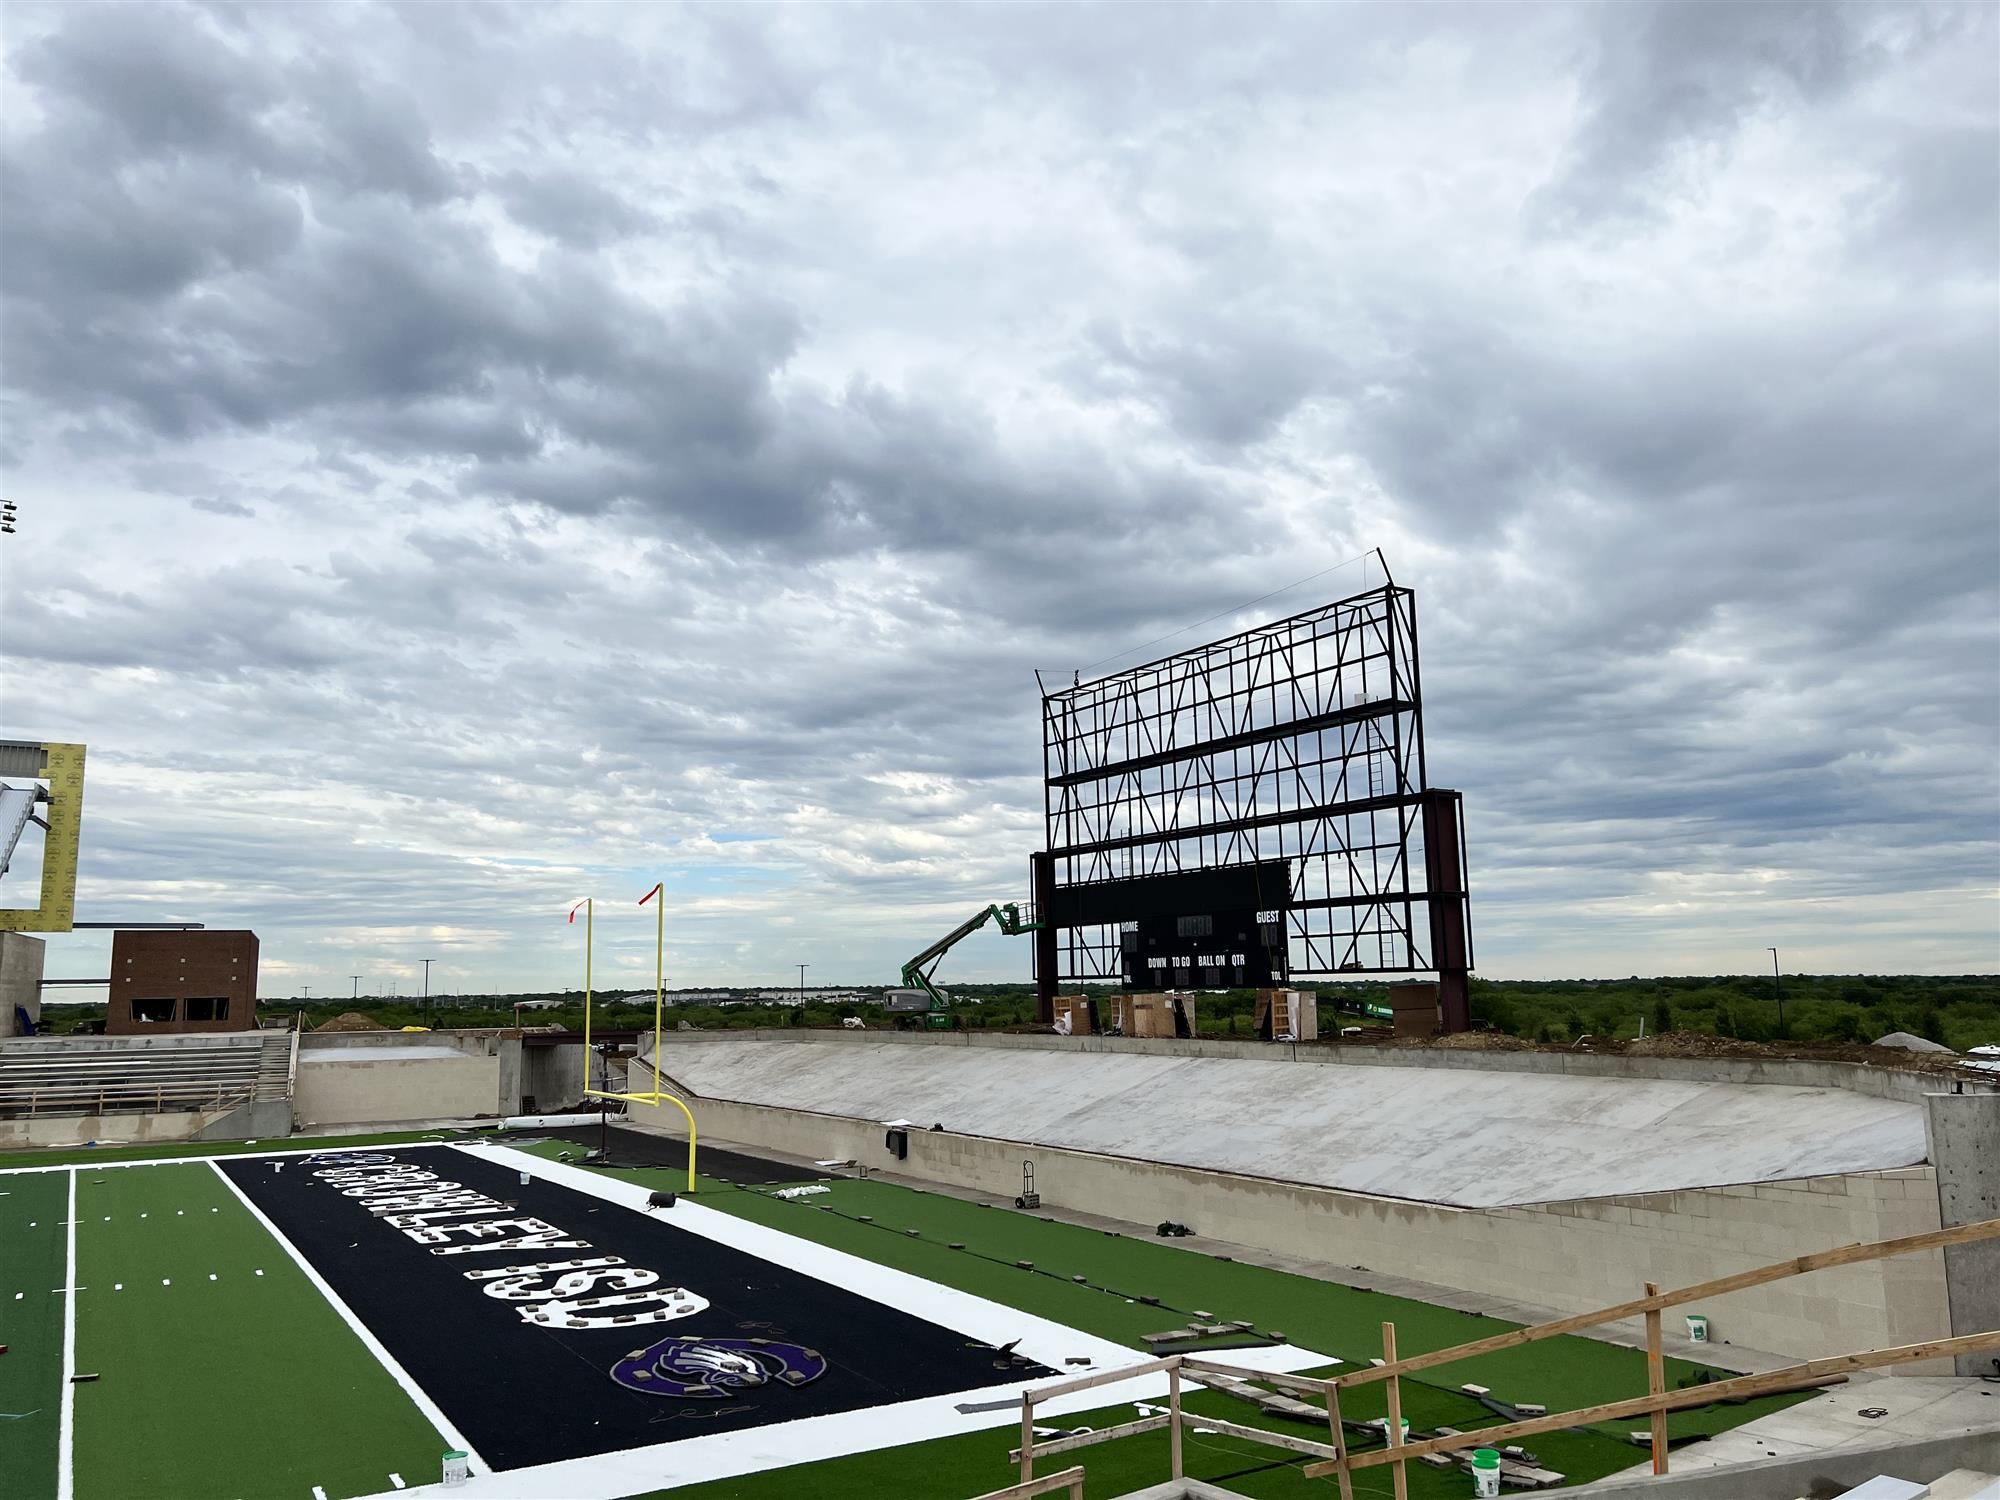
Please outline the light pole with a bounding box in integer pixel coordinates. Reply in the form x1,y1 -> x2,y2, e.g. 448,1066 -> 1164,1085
798,963 -> 808,1007
422,958 -> 435,1016
1768,947 -> 1783,1030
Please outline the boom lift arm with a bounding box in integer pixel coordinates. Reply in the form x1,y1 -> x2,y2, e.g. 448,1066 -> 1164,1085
898,902 -> 1043,1022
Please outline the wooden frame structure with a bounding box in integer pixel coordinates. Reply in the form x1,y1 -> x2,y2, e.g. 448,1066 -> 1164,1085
1001,1217 -> 2000,1499
970,1466 -> 1086,1500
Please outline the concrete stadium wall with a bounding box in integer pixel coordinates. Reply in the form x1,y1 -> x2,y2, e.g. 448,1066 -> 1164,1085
294,1032 -> 522,1127
0,932 -> 45,1036
0,1105 -> 237,1149
522,1045 -> 584,1114
1925,1090 -> 2000,1375
635,1089 -> 1951,1367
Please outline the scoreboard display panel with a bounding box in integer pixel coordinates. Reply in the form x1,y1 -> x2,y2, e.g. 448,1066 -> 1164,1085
1120,908 -> 1288,990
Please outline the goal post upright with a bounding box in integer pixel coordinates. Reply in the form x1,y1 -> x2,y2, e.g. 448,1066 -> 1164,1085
569,882 -> 698,1192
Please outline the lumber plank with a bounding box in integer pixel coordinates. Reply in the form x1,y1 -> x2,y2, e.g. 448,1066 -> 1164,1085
970,1465 -> 1088,1500
1175,1410 -> 1342,1460
1008,1414 -> 1170,1463
1644,1280 -> 1668,1476
1027,1355 -> 1180,1404
1306,1329 -> 2000,1478
1332,1216 -> 2000,1390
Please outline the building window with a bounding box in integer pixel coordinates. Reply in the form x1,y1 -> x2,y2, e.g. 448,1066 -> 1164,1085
132,997 -> 177,1024
185,997 -> 229,1022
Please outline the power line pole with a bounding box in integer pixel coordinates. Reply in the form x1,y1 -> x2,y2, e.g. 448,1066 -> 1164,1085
351,975 -> 362,1000
798,963 -> 808,1007
422,958 -> 435,1015
1768,947 -> 1783,1030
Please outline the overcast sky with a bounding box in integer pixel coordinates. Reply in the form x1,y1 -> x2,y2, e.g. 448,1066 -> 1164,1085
2,1 -> 1995,1000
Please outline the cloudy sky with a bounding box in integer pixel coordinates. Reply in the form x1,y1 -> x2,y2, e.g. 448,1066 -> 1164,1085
2,1 -> 1994,1000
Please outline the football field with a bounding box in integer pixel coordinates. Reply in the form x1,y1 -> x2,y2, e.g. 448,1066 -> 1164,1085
0,1129 -> 1805,1500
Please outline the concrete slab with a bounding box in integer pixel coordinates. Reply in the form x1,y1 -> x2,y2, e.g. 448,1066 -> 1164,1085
665,1036 -> 1928,1208
1606,1377 -> 2000,1478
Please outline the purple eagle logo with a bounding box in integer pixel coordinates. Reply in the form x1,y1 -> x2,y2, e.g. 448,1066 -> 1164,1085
610,1336 -> 827,1398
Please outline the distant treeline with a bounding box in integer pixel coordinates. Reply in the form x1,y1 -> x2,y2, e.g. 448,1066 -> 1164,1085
49,974 -> 1999,1052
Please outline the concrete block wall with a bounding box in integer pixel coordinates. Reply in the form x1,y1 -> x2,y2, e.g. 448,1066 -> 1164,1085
638,1091 -> 1951,1366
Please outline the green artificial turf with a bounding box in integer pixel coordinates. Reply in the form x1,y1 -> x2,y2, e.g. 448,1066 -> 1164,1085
0,1170 -> 69,1500
687,1176 -> 1787,1440
652,1375 -> 1649,1500
503,1151 -> 1806,1498
2,1136 -> 1807,1500
69,1162 -> 447,1500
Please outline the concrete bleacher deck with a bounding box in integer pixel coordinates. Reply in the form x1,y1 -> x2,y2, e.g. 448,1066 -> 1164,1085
637,1030 -> 1979,1363
0,1031 -> 293,1121
660,1031 -> 1930,1208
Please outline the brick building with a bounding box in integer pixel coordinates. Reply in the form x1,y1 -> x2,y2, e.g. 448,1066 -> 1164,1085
108,929 -> 260,1034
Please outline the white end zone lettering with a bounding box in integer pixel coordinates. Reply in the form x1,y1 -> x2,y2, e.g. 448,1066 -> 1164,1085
461,1257 -> 626,1282
423,1218 -> 592,1256
366,1200 -> 512,1224
518,1287 -> 709,1329
478,1265 -> 660,1301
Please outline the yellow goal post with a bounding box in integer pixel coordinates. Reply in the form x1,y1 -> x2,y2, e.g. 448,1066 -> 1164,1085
568,885 -> 697,1191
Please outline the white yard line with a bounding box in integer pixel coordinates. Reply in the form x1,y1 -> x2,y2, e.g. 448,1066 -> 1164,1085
205,1159 -> 489,1477
56,1168 -> 76,1500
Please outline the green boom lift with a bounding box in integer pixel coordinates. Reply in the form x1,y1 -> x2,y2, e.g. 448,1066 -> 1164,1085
891,902 -> 1043,1029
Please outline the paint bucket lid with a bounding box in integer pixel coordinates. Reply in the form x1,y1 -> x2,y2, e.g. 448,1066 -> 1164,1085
1471,1448 -> 1501,1469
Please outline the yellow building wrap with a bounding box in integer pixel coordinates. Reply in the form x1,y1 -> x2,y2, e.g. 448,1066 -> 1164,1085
0,741 -> 85,932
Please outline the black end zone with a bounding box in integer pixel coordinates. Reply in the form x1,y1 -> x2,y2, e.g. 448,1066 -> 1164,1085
538,1125 -> 808,1185
222,1147 -> 1047,1472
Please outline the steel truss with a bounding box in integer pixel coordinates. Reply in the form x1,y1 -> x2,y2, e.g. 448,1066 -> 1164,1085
1035,580 -> 1470,1015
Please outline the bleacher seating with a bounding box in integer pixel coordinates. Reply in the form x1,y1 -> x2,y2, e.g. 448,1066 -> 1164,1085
0,1031 -> 293,1119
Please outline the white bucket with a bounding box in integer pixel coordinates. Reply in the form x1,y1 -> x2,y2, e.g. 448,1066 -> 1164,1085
1472,1446 -> 1503,1498
441,1451 -> 470,1487
1685,1313 -> 1709,1343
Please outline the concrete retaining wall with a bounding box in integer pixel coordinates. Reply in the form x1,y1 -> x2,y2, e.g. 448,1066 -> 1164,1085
294,1031 -> 521,1126
634,1089 -> 1951,1366
0,1105 -> 239,1148
522,1045 -> 584,1114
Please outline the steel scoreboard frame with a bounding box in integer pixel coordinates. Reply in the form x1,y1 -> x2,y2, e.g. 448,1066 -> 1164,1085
1032,571 -> 1473,1028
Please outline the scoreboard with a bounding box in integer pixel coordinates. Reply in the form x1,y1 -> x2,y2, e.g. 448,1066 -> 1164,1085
1120,908 -> 1288,990
1042,860 -> 1293,991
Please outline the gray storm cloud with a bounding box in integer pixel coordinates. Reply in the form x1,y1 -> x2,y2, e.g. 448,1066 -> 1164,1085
2,0 -> 1993,993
